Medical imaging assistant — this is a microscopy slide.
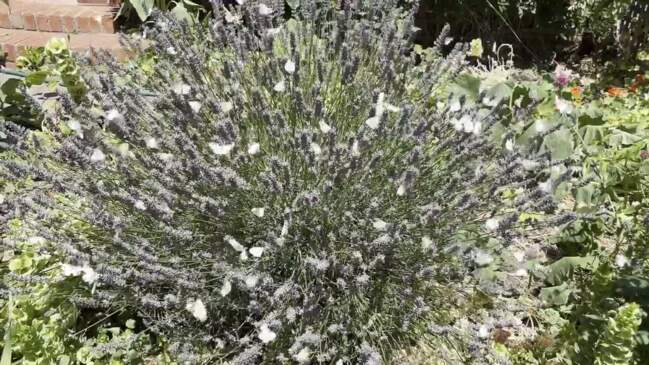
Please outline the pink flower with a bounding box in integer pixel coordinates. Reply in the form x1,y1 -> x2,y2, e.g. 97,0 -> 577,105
554,64 -> 572,88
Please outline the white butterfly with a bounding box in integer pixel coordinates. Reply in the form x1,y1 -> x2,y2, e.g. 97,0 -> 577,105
185,298 -> 208,322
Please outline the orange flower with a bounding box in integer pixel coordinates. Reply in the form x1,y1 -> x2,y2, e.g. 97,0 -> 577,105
635,73 -> 646,84
607,87 -> 628,97
570,86 -> 583,97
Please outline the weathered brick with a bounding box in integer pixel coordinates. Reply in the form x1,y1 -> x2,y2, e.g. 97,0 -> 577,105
48,16 -> 63,33
76,11 -> 94,33
100,14 -> 115,33
23,14 -> 36,30
35,14 -> 50,32
0,13 -> 10,29
61,14 -> 77,33
9,14 -> 24,29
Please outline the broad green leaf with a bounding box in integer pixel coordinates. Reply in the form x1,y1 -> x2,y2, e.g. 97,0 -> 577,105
540,283 -> 572,306
544,256 -> 598,286
172,1 -> 194,24
1,78 -> 22,97
608,128 -> 642,146
129,0 -> 155,21
614,276 -> 649,305
1,296 -> 12,365
543,128 -> 574,160
25,70 -> 49,86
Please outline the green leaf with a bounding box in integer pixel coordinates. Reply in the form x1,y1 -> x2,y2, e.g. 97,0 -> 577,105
129,0 -> 155,21
608,128 -> 642,146
171,1 -> 194,24
1,78 -> 22,97
286,0 -> 300,9
544,256 -> 598,286
25,70 -> 49,86
614,276 -> 649,305
543,128 -> 574,160
1,296 -> 12,365
540,283 -> 572,306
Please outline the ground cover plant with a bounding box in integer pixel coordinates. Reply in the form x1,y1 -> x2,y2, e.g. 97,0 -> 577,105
0,1 -> 578,363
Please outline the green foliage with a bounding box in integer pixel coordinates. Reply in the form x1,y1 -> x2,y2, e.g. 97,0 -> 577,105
16,38 -> 88,103
595,302 -> 643,365
117,0 -> 207,23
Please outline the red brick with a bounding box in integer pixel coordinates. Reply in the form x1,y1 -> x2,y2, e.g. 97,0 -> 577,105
100,14 -> 115,33
36,14 -> 50,32
0,13 -> 10,28
76,11 -> 94,33
23,14 -> 36,30
48,16 -> 63,32
61,14 -> 77,33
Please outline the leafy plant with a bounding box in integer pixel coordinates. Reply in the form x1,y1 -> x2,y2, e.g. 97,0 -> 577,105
16,38 -> 88,103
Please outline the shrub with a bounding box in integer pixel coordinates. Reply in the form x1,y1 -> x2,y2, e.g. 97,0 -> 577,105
1,1 -> 573,362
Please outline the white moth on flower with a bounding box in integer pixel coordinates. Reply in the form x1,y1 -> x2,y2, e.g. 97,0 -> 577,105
249,247 -> 264,258
365,116 -> 380,130
134,200 -> 146,211
485,218 -> 499,231
251,207 -> 265,217
258,3 -> 272,16
351,140 -> 361,156
477,325 -> 490,339
294,347 -> 311,364
284,59 -> 296,74
223,8 -> 241,24
209,143 -> 235,156
319,120 -> 332,133
248,142 -> 261,155
220,280 -> 232,297
67,120 -> 83,138
106,109 -> 124,123
61,264 -> 99,284
145,136 -> 158,149
615,254 -> 629,268
538,179 -> 552,193
220,101 -> 233,113
245,275 -> 259,288
173,83 -> 191,95
396,184 -> 406,196
185,298 -> 208,322
373,219 -> 388,231
310,142 -> 322,155
258,324 -> 277,343
165,46 -> 177,55
421,236 -> 434,251
472,120 -> 482,135
449,98 -> 461,112
474,251 -> 493,266
460,115 -> 473,133
505,139 -> 515,151
189,101 -> 202,113
273,80 -> 286,92
90,148 -> 105,163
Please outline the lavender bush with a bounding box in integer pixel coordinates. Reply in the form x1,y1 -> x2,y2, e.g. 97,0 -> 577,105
1,1 -> 576,363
